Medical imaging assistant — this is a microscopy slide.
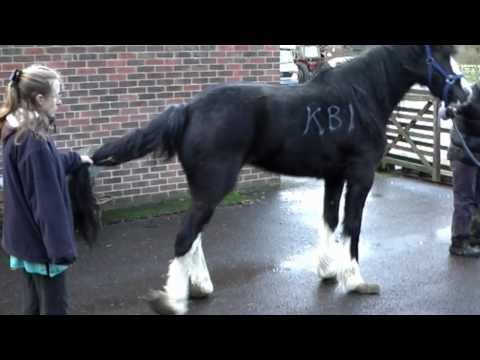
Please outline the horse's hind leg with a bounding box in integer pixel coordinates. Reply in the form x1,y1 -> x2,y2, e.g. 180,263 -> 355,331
175,203 -> 215,300
317,176 -> 344,281
337,169 -> 380,295
147,201 -> 220,315
187,234 -> 213,299
147,158 -> 242,315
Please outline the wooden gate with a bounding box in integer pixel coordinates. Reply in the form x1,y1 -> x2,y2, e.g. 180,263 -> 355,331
381,86 -> 453,184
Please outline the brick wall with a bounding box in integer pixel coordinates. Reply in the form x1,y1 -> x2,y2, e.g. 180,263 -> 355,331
0,45 -> 281,208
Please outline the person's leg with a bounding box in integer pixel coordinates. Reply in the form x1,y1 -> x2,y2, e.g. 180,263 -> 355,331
450,160 -> 480,257
35,271 -> 69,315
21,271 -> 40,315
469,164 -> 480,245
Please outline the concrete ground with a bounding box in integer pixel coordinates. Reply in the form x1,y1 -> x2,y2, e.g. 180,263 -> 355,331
2,173 -> 480,315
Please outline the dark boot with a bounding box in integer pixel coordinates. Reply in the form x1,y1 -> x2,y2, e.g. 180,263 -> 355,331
450,236 -> 480,257
469,236 -> 480,247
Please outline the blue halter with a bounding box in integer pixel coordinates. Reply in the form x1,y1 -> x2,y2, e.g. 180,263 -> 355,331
425,45 -> 464,102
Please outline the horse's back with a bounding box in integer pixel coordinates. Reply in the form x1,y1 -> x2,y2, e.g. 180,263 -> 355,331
180,81 -> 361,178
179,83 -> 278,165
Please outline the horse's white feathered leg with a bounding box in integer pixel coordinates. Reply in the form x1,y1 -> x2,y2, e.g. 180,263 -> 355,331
337,236 -> 380,295
189,234 -> 214,298
146,256 -> 189,315
317,220 -> 339,280
146,233 -> 214,314
146,248 -> 195,315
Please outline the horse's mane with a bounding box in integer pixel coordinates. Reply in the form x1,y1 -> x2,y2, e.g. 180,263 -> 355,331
310,46 -> 394,96
308,45 -> 458,141
313,45 -> 457,87
308,46 -> 400,139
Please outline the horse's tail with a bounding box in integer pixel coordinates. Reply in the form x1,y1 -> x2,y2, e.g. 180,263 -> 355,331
92,104 -> 189,166
68,164 -> 100,246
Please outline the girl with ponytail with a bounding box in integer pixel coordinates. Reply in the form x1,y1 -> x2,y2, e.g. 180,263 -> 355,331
1,64 -> 97,315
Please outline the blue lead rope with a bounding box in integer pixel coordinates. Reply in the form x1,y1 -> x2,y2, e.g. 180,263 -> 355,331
452,118 -> 480,168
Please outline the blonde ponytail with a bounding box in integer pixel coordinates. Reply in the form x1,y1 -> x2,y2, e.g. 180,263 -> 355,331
0,65 -> 61,143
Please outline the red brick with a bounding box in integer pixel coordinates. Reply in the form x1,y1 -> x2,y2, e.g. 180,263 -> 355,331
233,70 -> 249,77
145,59 -> 165,65
216,58 -> 229,64
117,67 -> 136,74
98,68 -> 116,75
139,107 -> 156,114
131,114 -> 147,121
184,85 -> 200,91
219,45 -> 235,51
102,123 -> 121,130
120,108 -> 139,115
2,63 -> 20,72
119,94 -> 137,102
67,61 -> 86,68
88,61 -> 106,67
25,48 -> 45,55
251,58 -> 266,64
79,96 -> 99,103
265,45 -> 279,51
95,131 -> 110,137
48,61 -> 67,69
209,51 -> 226,57
108,74 -> 127,81
119,53 -> 137,59
165,59 -> 181,65
77,68 -> 97,75
106,60 -> 127,67
81,111 -> 100,117
111,116 -> 129,122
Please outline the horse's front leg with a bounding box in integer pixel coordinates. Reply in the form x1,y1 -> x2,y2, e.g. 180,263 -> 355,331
338,169 -> 380,295
317,176 -> 345,281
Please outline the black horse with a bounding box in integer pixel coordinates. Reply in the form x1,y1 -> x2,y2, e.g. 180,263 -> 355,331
89,45 -> 470,315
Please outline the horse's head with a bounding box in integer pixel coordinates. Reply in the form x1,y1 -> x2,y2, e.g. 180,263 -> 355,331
407,45 -> 471,105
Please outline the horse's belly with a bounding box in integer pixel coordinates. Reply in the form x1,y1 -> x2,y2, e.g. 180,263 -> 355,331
250,154 -> 336,179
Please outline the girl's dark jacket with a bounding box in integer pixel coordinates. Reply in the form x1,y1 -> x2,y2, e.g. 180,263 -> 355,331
1,115 -> 82,265
448,82 -> 480,166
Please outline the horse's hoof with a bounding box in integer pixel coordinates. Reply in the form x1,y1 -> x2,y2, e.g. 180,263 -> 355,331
189,285 -> 214,299
144,290 -> 188,315
317,257 -> 337,281
189,276 -> 213,299
349,283 -> 381,295
318,271 -> 338,281
320,276 -> 338,285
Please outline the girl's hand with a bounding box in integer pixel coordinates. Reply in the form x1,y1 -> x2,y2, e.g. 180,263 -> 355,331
80,155 -> 93,165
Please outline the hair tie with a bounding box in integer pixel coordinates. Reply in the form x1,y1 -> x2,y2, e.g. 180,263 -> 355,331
9,69 -> 22,84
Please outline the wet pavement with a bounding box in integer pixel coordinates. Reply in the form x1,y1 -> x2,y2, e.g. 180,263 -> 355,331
1,173 -> 480,315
